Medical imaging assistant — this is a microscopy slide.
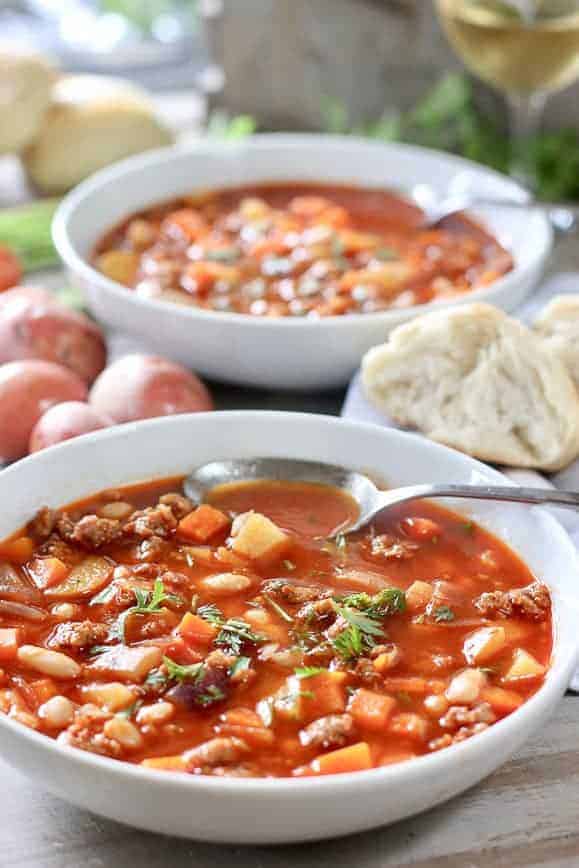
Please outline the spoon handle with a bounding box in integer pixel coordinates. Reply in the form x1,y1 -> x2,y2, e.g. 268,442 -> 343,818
380,483 -> 579,511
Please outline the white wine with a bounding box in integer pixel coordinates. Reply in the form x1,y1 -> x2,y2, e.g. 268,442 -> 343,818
437,0 -> 579,95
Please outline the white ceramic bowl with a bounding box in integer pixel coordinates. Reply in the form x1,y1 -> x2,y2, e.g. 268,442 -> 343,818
53,135 -> 552,391
0,411 -> 576,843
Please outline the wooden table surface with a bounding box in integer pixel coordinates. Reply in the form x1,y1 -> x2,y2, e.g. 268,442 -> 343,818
2,130 -> 579,868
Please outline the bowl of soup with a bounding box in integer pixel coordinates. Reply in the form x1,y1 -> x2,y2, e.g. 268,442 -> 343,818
0,411 -> 575,842
53,135 -> 552,390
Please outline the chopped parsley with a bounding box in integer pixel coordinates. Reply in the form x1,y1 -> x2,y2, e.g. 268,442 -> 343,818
230,656 -> 251,677
111,578 -> 180,643
294,665 -> 326,679
431,605 -> 456,623
215,617 -> 264,655
163,657 -> 205,683
338,588 -> 406,617
197,602 -> 224,625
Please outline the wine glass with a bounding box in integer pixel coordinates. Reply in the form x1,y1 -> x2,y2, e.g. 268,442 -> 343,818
435,0 -> 579,190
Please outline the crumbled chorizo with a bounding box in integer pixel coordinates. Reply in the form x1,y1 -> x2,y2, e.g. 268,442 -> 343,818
137,537 -> 168,563
28,507 -> 57,541
58,704 -> 119,757
440,702 -> 496,730
429,721 -> 491,751
184,736 -> 249,771
159,492 -> 193,519
475,581 -> 550,622
299,713 -> 355,749
262,579 -> 331,606
58,514 -> 122,550
370,533 -> 419,560
296,597 -> 336,625
123,505 -> 177,540
48,620 -> 109,651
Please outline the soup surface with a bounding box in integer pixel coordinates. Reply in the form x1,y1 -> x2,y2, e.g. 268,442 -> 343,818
0,477 -> 551,777
94,183 -> 514,317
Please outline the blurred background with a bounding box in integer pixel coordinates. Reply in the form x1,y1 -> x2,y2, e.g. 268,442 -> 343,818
2,1 -> 579,203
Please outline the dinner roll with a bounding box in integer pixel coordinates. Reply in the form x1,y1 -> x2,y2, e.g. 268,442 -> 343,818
0,48 -> 57,154
362,303 -> 579,471
23,75 -> 173,194
533,294 -> 579,388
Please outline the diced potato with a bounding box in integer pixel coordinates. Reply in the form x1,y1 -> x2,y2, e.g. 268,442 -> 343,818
44,556 -> 113,600
504,648 -> 546,681
406,580 -> 433,612
141,755 -> 186,771
445,668 -> 487,704
97,250 -> 139,286
81,682 -> 135,711
463,626 -> 507,665
230,511 -> 290,564
87,645 -> 162,682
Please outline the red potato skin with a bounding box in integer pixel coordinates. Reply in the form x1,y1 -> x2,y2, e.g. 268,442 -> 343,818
0,360 -> 88,462
29,401 -> 110,453
89,354 -> 213,423
0,288 -> 107,385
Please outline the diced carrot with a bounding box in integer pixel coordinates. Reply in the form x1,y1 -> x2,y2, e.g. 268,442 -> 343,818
401,517 -> 441,541
312,742 -> 373,775
0,628 -> 21,663
141,755 -> 186,771
30,678 -> 58,705
303,672 -> 347,718
28,557 -> 69,590
0,537 -> 34,564
348,689 -> 397,732
177,505 -> 230,543
382,676 -> 429,695
215,708 -> 275,748
388,712 -> 429,741
177,612 -> 218,645
481,686 -> 524,715
163,638 -> 203,665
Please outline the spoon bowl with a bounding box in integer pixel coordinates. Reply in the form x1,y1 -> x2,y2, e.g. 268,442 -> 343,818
185,457 -> 579,536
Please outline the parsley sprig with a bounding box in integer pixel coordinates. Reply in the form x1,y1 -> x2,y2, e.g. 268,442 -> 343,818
196,602 -> 265,654
112,579 -> 180,643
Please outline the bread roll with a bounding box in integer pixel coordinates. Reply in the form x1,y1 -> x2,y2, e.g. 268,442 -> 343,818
533,294 -> 579,388
362,303 -> 579,471
0,48 -> 57,154
23,75 -> 173,194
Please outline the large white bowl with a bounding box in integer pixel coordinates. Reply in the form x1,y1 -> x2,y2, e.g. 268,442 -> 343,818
0,411 -> 576,843
53,135 -> 552,391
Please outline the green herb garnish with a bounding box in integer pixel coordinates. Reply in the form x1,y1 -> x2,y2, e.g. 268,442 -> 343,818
339,588 -> 406,617
431,605 -> 456,623
215,617 -> 264,655
230,656 -> 252,677
197,602 -> 225,625
294,666 -> 326,679
262,593 -> 294,624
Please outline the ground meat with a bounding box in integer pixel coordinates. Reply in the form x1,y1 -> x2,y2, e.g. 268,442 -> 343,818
296,597 -> 336,625
184,737 -> 249,772
58,514 -> 122,550
58,704 -> 118,757
440,702 -> 496,730
429,721 -> 490,751
159,492 -> 193,519
474,581 -> 550,622
125,609 -> 180,641
28,507 -> 57,541
303,642 -> 335,666
351,657 -> 382,684
36,534 -> 77,565
262,579 -> 331,606
137,537 -> 169,563
108,577 -> 154,609
47,620 -> 109,651
123,505 -> 177,540
370,534 -> 419,560
299,713 -> 355,749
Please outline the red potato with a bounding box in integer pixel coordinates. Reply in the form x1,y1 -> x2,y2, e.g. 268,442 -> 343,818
0,247 -> 22,293
29,401 -> 110,453
0,288 -> 106,384
0,360 -> 87,462
89,354 -> 213,423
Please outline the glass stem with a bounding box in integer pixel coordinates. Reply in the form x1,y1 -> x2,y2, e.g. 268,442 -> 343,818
506,91 -> 548,192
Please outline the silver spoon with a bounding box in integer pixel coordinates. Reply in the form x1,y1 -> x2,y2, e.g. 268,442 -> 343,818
184,458 -> 579,536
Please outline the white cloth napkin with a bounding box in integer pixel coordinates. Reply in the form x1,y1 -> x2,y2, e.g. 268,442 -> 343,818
341,273 -> 579,691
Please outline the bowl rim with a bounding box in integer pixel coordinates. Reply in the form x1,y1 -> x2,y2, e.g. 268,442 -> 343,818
0,410 -> 576,797
52,133 -> 553,330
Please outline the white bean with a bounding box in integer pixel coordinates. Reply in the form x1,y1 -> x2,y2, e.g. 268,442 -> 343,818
136,701 -> 175,727
103,716 -> 143,751
201,572 -> 252,594
50,603 -> 82,621
17,645 -> 81,679
445,668 -> 487,705
423,694 -> 449,717
38,695 -> 74,728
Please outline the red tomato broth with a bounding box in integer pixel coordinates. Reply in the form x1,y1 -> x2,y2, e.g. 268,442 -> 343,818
94,183 -> 514,318
0,477 -> 551,777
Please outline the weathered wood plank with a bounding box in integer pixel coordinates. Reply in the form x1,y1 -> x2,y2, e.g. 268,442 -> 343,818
1,696 -> 578,868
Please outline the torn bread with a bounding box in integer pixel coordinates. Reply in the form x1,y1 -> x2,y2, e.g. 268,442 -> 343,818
533,294 -> 579,388
362,303 -> 579,471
